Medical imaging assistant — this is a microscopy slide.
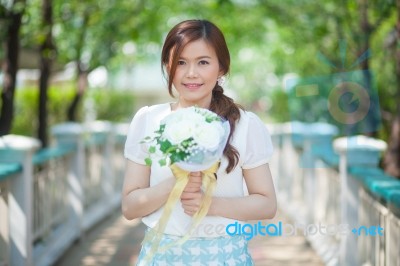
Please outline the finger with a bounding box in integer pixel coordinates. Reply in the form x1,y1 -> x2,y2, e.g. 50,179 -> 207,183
187,177 -> 202,187
188,176 -> 202,182
184,210 -> 195,216
187,180 -> 202,188
183,186 -> 201,193
181,192 -> 196,200
189,171 -> 202,177
185,174 -> 201,182
185,181 -> 202,187
181,192 -> 202,200
181,198 -> 200,206
181,203 -> 199,214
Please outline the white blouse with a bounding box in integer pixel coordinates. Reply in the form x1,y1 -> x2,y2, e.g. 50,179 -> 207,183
124,103 -> 273,237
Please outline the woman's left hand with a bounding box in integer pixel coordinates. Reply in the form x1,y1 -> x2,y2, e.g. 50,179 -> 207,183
181,172 -> 203,216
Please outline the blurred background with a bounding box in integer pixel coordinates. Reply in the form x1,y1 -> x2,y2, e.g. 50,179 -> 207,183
1,0 -> 399,161
2,1 -> 400,265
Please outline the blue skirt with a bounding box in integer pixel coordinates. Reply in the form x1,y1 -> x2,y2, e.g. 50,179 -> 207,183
136,230 -> 254,266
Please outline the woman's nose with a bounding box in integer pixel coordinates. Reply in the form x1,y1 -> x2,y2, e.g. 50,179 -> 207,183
186,64 -> 198,78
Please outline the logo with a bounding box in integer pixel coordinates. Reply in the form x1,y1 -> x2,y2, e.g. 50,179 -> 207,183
285,40 -> 380,134
225,221 -> 384,240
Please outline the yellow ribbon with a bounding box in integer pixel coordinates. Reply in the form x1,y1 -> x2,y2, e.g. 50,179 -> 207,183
142,161 -> 219,263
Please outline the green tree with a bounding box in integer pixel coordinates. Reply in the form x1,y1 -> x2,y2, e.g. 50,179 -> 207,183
38,0 -> 55,147
0,0 -> 26,136
382,0 -> 400,178
54,0 -> 146,121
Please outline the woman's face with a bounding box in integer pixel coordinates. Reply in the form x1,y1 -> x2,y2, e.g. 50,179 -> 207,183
171,39 -> 222,109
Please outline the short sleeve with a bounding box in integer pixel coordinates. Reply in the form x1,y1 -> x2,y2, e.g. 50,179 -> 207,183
124,106 -> 149,164
242,112 -> 274,169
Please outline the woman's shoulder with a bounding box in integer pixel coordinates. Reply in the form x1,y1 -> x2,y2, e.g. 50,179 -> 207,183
134,103 -> 171,117
137,103 -> 170,113
233,109 -> 261,138
236,109 -> 271,136
238,109 -> 263,125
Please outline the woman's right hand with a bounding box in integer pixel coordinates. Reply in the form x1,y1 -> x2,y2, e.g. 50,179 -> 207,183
180,172 -> 203,216
183,172 -> 202,192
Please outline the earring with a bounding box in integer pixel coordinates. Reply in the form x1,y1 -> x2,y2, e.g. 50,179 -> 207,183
217,76 -> 225,86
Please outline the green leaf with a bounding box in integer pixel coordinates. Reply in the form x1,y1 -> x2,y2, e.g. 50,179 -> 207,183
149,146 -> 156,153
145,158 -> 152,166
170,151 -> 186,164
159,139 -> 172,153
159,158 -> 166,166
155,124 -> 165,134
140,138 -> 152,144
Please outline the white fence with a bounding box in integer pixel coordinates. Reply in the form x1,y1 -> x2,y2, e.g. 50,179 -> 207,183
269,121 -> 400,266
1,119 -> 400,266
0,121 -> 128,266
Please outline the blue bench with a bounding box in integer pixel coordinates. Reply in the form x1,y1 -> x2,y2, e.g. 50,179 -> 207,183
0,163 -> 22,181
311,145 -> 339,167
33,146 -> 74,165
349,166 -> 400,206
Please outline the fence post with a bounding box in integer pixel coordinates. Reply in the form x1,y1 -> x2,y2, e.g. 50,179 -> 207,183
0,135 -> 41,266
301,123 -> 338,225
333,135 -> 387,266
86,121 -> 115,206
113,123 -> 129,193
284,121 -> 306,219
51,123 -> 85,238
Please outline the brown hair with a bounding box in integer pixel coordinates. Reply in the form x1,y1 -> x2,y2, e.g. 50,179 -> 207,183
161,19 -> 242,173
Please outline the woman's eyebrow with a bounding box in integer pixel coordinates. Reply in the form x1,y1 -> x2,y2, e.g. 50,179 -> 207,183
179,56 -> 212,60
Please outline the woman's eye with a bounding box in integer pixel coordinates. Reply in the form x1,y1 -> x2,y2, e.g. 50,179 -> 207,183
199,60 -> 209,65
178,60 -> 186,65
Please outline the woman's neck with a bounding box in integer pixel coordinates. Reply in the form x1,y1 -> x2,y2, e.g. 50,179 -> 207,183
171,101 -> 211,111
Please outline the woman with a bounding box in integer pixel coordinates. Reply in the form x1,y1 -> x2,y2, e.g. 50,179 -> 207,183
122,19 -> 277,265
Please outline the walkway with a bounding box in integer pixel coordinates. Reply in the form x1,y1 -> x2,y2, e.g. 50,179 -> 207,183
56,208 -> 324,266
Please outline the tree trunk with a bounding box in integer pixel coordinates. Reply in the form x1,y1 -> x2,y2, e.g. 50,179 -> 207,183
357,0 -> 378,137
382,0 -> 400,178
38,0 -> 54,147
0,1 -> 25,136
67,69 -> 88,121
67,11 -> 90,122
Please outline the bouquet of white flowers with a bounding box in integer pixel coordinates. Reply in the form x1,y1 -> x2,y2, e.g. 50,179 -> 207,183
140,106 -> 230,262
142,106 -> 230,171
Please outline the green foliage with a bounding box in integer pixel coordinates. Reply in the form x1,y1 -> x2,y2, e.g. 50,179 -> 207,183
11,87 -> 135,136
268,89 -> 290,123
89,89 -> 135,122
12,86 -> 75,136
4,0 -> 400,143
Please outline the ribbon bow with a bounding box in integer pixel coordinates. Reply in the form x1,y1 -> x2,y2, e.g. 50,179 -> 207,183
142,161 -> 220,263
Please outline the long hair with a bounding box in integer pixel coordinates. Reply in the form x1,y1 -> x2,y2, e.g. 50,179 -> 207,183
161,19 -> 241,173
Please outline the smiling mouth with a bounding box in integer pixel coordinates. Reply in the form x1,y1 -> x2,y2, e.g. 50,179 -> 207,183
183,83 -> 203,89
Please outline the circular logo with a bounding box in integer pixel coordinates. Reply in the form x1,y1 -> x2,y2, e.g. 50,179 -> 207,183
328,82 -> 370,124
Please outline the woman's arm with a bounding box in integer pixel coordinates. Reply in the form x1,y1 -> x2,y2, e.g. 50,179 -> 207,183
210,163 -> 277,221
181,163 -> 277,221
121,160 -> 176,220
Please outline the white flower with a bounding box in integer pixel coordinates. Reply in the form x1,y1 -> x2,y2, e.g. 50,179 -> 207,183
186,111 -> 205,124
143,106 -> 230,170
193,122 -> 223,151
163,120 -> 196,144
162,107 -> 204,125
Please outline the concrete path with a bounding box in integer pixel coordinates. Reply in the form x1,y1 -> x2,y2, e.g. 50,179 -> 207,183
56,208 -> 324,266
